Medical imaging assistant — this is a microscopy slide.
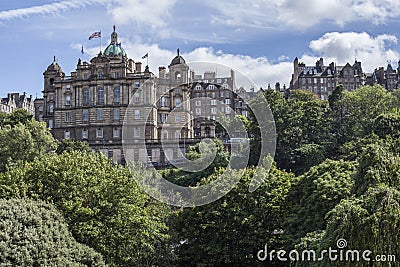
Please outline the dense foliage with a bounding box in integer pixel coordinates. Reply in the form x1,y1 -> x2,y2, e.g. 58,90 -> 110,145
0,198 -> 105,266
0,84 -> 399,266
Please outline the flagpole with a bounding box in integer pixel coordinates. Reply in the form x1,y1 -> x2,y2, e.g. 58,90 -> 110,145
147,53 -> 149,67
100,30 -> 102,53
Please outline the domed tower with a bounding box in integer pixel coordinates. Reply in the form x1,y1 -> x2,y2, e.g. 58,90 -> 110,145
43,56 -> 64,91
104,26 -> 127,58
43,56 -> 64,129
168,48 -> 189,86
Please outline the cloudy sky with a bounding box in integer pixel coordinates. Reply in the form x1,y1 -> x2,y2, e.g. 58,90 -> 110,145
1,0 -> 400,97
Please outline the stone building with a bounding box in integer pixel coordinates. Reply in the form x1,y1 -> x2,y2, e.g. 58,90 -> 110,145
35,27 -> 251,165
365,62 -> 400,91
290,57 -> 364,99
0,92 -> 35,115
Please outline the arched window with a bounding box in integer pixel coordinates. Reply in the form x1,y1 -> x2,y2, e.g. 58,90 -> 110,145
175,71 -> 181,81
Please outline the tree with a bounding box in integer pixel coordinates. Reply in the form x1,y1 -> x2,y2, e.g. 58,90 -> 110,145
0,151 -> 170,266
284,159 -> 356,249
0,120 -> 56,172
0,108 -> 33,127
318,186 -> 400,267
56,139 -> 93,154
353,143 -> 400,196
373,112 -> 400,139
170,165 -> 293,266
338,85 -> 395,138
0,198 -> 105,266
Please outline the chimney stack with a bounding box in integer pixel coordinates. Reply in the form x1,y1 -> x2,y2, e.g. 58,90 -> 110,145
135,62 -> 142,73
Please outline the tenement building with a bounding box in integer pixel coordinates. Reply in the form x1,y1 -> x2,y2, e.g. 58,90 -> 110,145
290,57 -> 364,99
0,92 -> 35,115
35,27 -> 251,165
365,62 -> 400,91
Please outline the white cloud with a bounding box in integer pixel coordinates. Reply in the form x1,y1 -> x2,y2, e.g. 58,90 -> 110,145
0,0 -> 110,20
205,0 -> 400,29
308,32 -> 399,72
108,0 -> 177,27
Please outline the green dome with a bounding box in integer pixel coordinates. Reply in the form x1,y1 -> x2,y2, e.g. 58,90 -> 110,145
103,26 -> 126,57
104,44 -> 126,57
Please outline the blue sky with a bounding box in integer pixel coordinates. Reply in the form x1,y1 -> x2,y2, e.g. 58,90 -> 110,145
1,0 -> 400,97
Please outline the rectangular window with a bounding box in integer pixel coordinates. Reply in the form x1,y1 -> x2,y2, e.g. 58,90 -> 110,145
83,88 -> 89,105
175,98 -> 181,108
135,109 -> 140,119
39,106 -> 43,112
209,85 -> 215,90
49,103 -> 54,113
113,87 -> 120,103
114,72 -> 119,79
97,88 -> 104,104
195,100 -> 201,106
113,128 -> 120,138
65,131 -> 70,139
211,107 -> 217,114
134,82 -> 140,88
225,99 -> 231,105
65,112 -> 70,122
175,131 -> 180,139
66,84 -> 71,91
96,128 -> 103,138
225,107 -> 231,114
48,119 -> 53,129
83,73 -> 88,80
195,85 -> 202,90
97,109 -> 103,121
114,108 -> 120,121
82,110 -> 89,122
211,99 -> 217,105
82,129 -> 88,139
134,92 -> 140,102
65,95 -> 71,106
196,108 -> 201,115
98,72 -> 103,79
175,114 -> 181,123
134,128 -> 140,137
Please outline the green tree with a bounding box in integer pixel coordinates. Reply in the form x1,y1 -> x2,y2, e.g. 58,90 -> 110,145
56,139 -> 93,154
338,85 -> 395,138
284,159 -> 356,248
0,151 -> 170,266
0,120 -> 56,172
0,198 -> 105,266
170,165 -> 293,266
372,112 -> 400,139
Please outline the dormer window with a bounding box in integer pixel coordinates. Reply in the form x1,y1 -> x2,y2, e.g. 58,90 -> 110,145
195,85 -> 202,90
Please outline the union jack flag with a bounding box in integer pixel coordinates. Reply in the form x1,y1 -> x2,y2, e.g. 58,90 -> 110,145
89,31 -> 101,40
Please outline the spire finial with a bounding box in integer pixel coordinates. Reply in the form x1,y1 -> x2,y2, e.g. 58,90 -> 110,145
53,56 -> 56,62
113,25 -> 116,32
177,48 -> 180,56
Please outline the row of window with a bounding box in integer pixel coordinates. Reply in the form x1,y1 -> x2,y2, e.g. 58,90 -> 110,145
82,87 -> 122,105
64,108 -> 121,123
195,99 -> 231,106
64,128 -> 120,139
78,71 -> 122,81
194,84 -> 229,90
195,107 -> 231,115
